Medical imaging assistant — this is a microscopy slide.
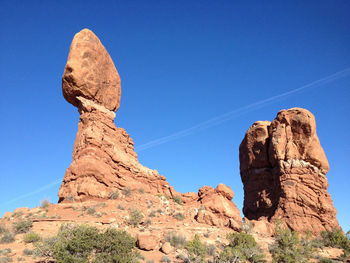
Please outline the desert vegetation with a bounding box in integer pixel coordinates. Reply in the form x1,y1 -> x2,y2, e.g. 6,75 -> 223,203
34,224 -> 139,262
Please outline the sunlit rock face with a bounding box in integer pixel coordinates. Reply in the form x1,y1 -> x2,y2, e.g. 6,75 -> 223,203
239,107 -> 340,235
59,29 -> 173,202
58,29 -> 243,232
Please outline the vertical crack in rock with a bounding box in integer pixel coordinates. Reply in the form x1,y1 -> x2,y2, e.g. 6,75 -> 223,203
239,107 -> 340,234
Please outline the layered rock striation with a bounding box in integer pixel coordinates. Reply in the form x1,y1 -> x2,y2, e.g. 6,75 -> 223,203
239,108 -> 340,234
58,29 -> 173,202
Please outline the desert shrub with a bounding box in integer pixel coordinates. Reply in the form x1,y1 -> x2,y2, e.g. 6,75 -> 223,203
173,195 -> 183,205
40,198 -> 50,209
0,249 -> 11,256
16,257 -> 24,261
220,232 -> 265,263
34,224 -> 138,263
138,188 -> 145,194
122,187 -> 132,197
87,207 -> 96,215
186,234 -> 207,262
146,260 -> 155,263
166,231 -> 187,249
128,209 -> 144,227
13,219 -> 32,234
144,218 -> 152,227
173,212 -> 185,221
22,248 -> 34,256
318,257 -> 335,263
0,225 -> 7,234
118,204 -> 125,210
270,226 -> 317,263
149,211 -> 156,218
109,189 -> 119,200
321,228 -> 350,257
160,255 -> 171,263
242,220 -> 253,234
12,211 -> 23,218
0,232 -> 15,244
24,232 -> 41,243
0,257 -> 12,263
207,244 -> 216,256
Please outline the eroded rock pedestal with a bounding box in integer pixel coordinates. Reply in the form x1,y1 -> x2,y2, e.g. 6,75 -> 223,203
58,29 -> 173,202
58,29 -> 242,233
239,108 -> 340,234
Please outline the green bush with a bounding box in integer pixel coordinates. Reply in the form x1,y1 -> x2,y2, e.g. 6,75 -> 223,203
138,188 -> 145,194
23,232 -> 41,243
34,224 -> 138,263
220,232 -> 265,263
173,196 -> 183,205
109,189 -> 119,200
122,187 -> 132,197
128,209 -> 144,227
22,248 -> 34,256
87,207 -> 96,215
0,249 -> 11,256
0,257 -> 12,263
160,255 -> 171,263
186,234 -> 207,263
0,232 -> 15,244
321,228 -> 350,257
13,219 -> 33,234
173,212 -> 185,221
318,257 -> 336,263
0,225 -> 7,234
270,226 -> 317,263
166,231 -> 187,249
40,198 -> 50,209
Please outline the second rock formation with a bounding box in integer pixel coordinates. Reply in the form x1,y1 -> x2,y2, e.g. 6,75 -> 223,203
239,108 -> 340,234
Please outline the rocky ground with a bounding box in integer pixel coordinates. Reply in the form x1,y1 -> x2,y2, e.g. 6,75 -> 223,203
0,191 -> 346,262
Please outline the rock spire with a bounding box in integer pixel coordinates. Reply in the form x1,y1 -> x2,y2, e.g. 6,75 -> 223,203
239,108 -> 340,234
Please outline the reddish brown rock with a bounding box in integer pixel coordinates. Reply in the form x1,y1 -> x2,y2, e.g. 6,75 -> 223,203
195,185 -> 242,230
160,242 -> 173,254
62,29 -> 121,112
58,29 -> 172,202
239,108 -> 340,235
137,233 -> 159,251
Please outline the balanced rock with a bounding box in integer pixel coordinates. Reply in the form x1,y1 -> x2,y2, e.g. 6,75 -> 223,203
62,29 -> 121,112
58,29 -> 172,202
239,108 -> 340,234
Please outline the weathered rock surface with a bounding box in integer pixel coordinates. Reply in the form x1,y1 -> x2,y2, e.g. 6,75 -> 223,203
137,233 -> 159,251
58,29 -> 173,202
62,29 -> 121,112
239,108 -> 340,234
58,29 -> 242,232
195,184 -> 242,231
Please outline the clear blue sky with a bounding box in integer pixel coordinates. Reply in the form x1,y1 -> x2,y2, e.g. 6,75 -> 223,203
0,1 -> 349,231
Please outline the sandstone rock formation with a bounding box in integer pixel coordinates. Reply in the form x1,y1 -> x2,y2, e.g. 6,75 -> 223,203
58,28 -> 242,232
239,108 -> 340,234
58,29 -> 174,202
195,184 -> 242,231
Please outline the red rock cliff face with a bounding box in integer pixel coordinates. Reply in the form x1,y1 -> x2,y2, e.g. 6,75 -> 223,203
239,108 -> 340,234
58,29 -> 173,202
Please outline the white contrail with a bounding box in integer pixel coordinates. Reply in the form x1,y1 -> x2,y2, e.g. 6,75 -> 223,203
0,179 -> 62,207
135,67 -> 350,152
1,67 -> 350,208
